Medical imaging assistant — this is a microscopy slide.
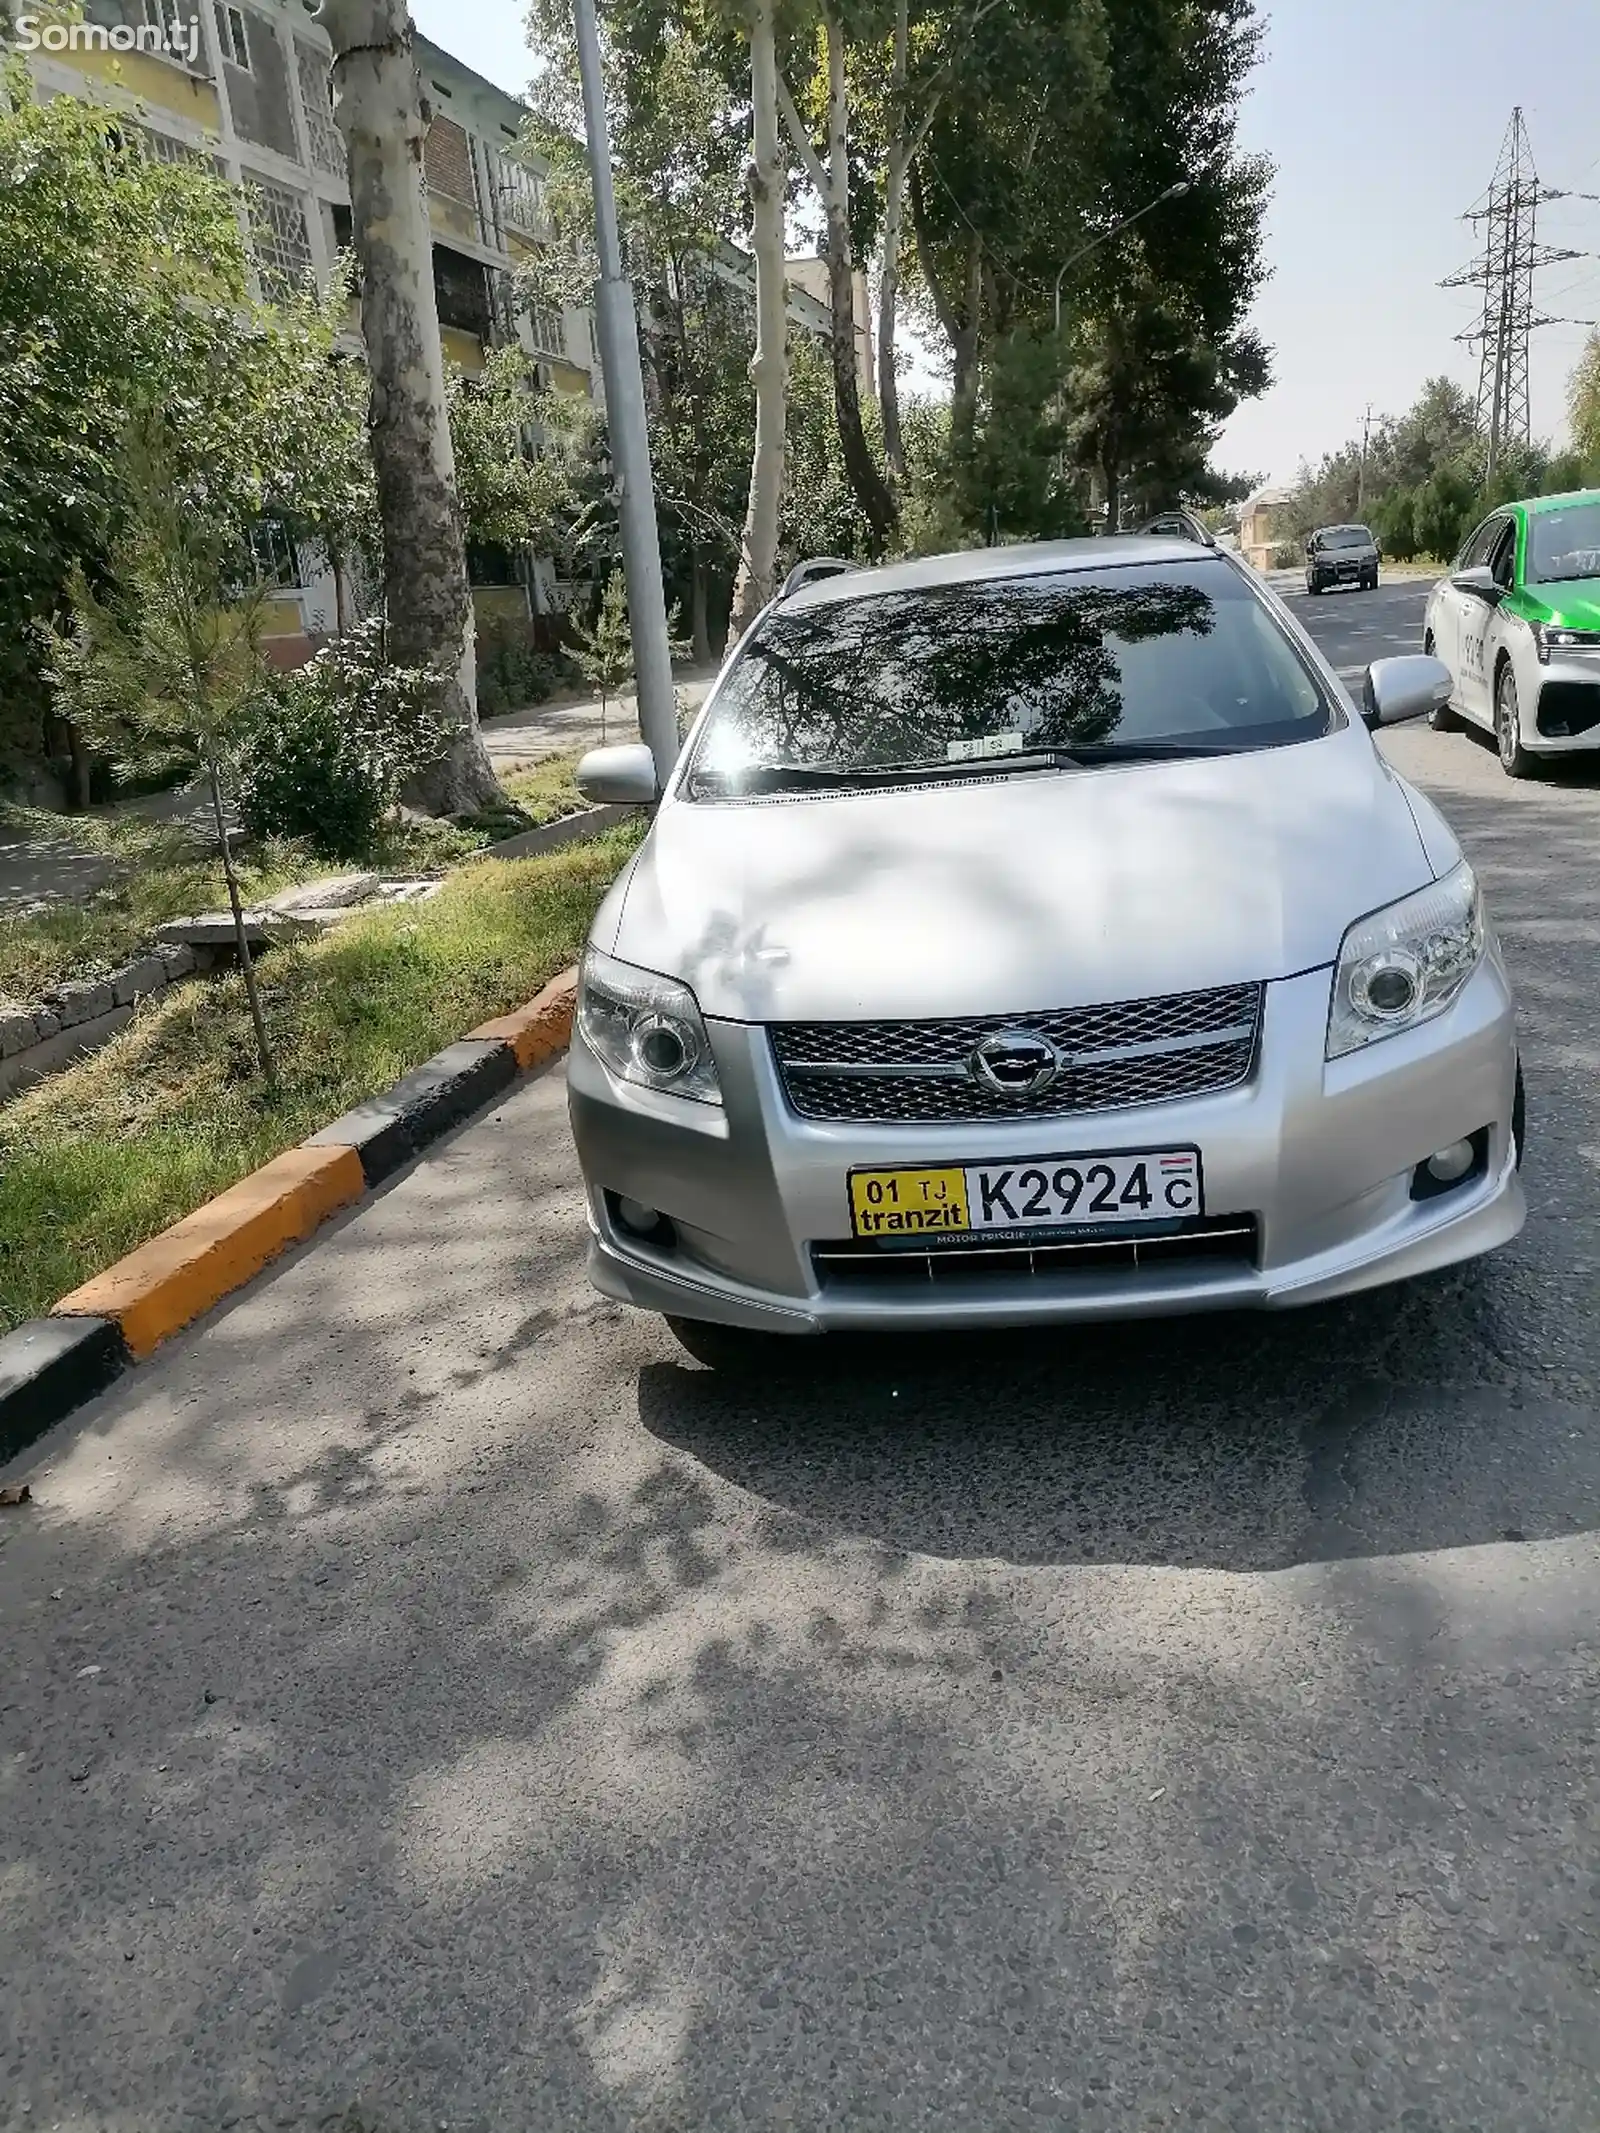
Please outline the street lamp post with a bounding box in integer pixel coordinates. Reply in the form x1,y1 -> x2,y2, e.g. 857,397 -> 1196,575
570,0 -> 679,786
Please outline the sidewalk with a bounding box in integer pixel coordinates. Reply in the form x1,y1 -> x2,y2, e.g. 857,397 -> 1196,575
478,663 -> 717,770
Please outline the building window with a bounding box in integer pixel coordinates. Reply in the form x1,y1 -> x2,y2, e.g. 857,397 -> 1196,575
466,542 -> 516,587
491,149 -> 546,238
528,301 -> 565,358
295,43 -> 344,175
249,518 -> 300,589
244,173 -> 313,298
433,244 -> 492,339
139,123 -> 205,165
139,0 -> 189,51
216,2 -> 250,70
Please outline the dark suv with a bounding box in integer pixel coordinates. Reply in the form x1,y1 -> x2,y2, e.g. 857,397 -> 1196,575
1306,524 -> 1380,595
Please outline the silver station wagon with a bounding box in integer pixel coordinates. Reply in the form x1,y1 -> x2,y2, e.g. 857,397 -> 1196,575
567,537 -> 1524,1359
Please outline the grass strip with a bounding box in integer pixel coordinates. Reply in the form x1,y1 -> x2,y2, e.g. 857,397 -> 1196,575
0,825 -> 637,1334
0,809 -> 486,1006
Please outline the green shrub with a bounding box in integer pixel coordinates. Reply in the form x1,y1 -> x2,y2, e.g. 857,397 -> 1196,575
237,619 -> 443,861
476,620 -> 575,716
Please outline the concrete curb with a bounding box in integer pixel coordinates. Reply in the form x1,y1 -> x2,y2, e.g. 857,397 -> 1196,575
310,1039 -> 519,1187
0,1317 -> 127,1464
480,803 -> 634,863
0,968 -> 578,1466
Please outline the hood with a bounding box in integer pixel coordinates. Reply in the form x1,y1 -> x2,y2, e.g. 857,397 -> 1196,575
606,726 -> 1433,1024
1520,578 -> 1600,630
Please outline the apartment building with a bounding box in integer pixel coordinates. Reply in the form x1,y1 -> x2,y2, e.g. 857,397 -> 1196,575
32,0 -> 601,656
30,2 -> 854,658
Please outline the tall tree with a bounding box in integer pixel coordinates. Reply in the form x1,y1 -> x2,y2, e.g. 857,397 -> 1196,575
777,12 -> 897,550
1569,330 -> 1600,474
526,0 -> 791,633
322,0 -> 503,814
523,10 -> 757,651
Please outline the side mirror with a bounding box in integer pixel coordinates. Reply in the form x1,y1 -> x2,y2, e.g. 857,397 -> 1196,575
574,742 -> 659,805
1451,563 -> 1502,603
1361,655 -> 1453,729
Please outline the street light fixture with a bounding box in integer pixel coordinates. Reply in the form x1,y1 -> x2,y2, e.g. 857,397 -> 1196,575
1052,176 -> 1195,337
1048,170 -> 1203,523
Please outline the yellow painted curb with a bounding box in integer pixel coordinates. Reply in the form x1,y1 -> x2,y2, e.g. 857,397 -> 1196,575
468,967 -> 577,1070
52,1144 -> 366,1360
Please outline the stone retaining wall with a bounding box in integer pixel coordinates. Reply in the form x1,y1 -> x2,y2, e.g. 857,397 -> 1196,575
0,943 -> 199,1099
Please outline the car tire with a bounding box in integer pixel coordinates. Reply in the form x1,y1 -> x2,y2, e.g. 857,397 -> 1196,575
1307,576 -> 1321,596
1495,662 -> 1540,779
665,1314 -> 774,1372
1513,1059 -> 1526,1170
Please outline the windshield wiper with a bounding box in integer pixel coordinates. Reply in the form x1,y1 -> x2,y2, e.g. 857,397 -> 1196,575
1064,739 -> 1247,760
690,741 -> 1261,796
692,751 -> 1085,795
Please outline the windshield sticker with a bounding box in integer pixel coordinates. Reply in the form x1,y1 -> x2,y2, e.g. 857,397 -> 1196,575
948,730 -> 1026,762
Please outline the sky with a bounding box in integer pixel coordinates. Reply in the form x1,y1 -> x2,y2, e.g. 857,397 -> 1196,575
413,0 -> 1600,492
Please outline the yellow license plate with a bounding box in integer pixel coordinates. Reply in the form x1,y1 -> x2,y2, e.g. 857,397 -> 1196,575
848,1166 -> 971,1237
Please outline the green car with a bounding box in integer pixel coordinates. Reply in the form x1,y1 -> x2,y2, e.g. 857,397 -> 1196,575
1423,488 -> 1600,776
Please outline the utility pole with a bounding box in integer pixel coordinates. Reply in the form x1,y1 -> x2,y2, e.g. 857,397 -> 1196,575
1441,107 -> 1584,482
570,0 -> 679,785
1356,402 -> 1373,513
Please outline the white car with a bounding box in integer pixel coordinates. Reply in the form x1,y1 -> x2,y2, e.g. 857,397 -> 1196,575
1424,492 -> 1600,777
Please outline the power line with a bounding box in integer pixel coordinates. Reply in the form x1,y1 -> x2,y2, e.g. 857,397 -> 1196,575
1440,107 -> 1591,478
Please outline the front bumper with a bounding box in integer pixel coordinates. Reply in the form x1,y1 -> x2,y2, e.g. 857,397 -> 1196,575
1524,651 -> 1600,751
568,958 -> 1523,1334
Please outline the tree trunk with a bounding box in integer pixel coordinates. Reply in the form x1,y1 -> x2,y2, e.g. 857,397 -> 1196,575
689,545 -> 712,664
950,234 -> 983,454
208,758 -> 276,1091
821,8 -> 896,552
730,0 -> 788,636
879,144 -> 907,486
322,0 -> 502,815
909,163 -> 981,454
1103,455 -> 1121,531
877,0 -> 910,486
65,718 -> 92,811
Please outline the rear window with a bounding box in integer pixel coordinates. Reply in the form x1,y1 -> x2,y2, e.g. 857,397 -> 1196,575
1528,502 -> 1600,585
688,561 -> 1331,797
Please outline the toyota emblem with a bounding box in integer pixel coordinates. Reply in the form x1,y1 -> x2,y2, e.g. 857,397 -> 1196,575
969,1028 -> 1063,1097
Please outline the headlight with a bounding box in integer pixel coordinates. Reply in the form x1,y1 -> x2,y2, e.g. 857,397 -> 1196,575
577,947 -> 722,1105
1534,622 -> 1600,663
1326,861 -> 1484,1059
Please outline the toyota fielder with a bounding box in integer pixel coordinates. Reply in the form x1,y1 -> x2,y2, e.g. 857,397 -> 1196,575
567,537 -> 1524,1354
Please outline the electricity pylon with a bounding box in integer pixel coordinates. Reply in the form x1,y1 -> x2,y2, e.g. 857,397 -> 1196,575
1441,107 -> 1582,480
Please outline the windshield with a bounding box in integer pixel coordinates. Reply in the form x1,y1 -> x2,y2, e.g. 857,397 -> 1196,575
687,561 -> 1331,798
1320,526 -> 1372,549
1528,502 -> 1600,585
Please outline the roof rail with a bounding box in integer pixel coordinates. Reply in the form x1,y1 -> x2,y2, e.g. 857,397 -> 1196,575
779,556 -> 856,599
1136,510 -> 1218,550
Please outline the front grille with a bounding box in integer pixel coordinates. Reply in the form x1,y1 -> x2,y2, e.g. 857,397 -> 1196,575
812,1214 -> 1259,1290
769,982 -> 1261,1124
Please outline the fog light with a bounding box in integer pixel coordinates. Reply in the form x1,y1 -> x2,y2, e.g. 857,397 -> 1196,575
616,1196 -> 664,1237
1425,1139 -> 1476,1185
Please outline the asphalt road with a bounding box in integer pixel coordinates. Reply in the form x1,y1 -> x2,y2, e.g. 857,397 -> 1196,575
5,576 -> 1600,2132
